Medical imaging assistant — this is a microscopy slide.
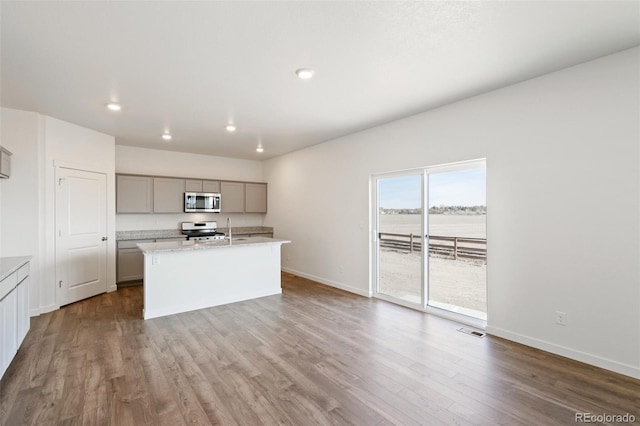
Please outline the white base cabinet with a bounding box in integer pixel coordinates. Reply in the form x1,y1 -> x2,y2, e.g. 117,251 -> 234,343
1,289 -> 18,376
0,259 -> 30,381
16,277 -> 29,346
141,238 -> 289,319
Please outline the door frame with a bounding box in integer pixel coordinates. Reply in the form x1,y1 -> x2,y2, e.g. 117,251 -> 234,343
370,159 -> 487,329
371,168 -> 427,310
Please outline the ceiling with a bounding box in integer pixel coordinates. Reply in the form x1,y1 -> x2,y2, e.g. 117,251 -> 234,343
2,1 -> 639,160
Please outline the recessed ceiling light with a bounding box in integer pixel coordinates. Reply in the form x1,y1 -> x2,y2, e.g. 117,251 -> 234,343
295,68 -> 315,80
162,133 -> 172,141
226,124 -> 237,132
256,147 -> 264,153
106,102 -> 121,111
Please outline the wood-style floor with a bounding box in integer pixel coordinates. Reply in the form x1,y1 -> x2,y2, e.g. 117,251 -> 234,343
0,273 -> 638,425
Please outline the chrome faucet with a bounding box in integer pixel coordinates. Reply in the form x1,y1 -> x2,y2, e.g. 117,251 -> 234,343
226,217 -> 232,241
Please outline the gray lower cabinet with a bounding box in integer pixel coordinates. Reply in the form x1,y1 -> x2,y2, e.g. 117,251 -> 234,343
117,239 -> 151,283
237,232 -> 274,238
245,183 -> 267,213
0,261 -> 29,380
117,237 -> 186,283
117,175 -> 153,213
153,178 -> 185,213
221,181 -> 245,213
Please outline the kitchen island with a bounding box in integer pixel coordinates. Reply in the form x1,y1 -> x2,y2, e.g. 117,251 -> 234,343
138,237 -> 290,319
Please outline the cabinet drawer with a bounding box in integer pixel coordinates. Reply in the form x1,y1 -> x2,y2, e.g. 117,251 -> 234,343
17,263 -> 30,283
0,272 -> 17,301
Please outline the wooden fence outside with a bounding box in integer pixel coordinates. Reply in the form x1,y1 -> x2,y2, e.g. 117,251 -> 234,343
379,233 -> 486,261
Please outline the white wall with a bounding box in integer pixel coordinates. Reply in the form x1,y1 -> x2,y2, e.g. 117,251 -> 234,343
115,145 -> 265,231
0,108 -> 43,314
1,111 -> 116,315
42,117 -> 116,312
263,47 -> 640,378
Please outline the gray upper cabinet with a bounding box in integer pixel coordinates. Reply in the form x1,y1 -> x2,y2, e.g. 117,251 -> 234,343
202,180 -> 221,193
245,183 -> 267,213
185,179 -> 220,193
117,175 -> 153,213
153,178 -> 185,213
116,174 -> 267,215
221,181 -> 245,213
185,179 -> 202,192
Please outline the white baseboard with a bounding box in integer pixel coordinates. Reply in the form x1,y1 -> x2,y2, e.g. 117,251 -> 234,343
281,267 -> 372,297
31,303 -> 57,317
281,269 -> 638,379
485,325 -> 640,380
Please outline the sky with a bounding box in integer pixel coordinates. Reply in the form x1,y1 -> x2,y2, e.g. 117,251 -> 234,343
379,168 -> 486,209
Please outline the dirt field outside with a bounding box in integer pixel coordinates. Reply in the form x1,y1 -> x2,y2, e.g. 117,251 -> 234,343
379,213 -> 486,238
377,214 -> 486,319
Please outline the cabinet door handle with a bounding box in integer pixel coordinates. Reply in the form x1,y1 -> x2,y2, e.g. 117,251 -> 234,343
102,236 -> 108,241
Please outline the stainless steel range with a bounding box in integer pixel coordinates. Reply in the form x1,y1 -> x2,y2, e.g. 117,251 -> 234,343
181,221 -> 226,241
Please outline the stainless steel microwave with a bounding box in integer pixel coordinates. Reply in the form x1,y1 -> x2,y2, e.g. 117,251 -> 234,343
184,192 -> 221,213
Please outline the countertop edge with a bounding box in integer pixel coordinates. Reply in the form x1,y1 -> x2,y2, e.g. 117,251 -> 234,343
138,238 -> 290,254
0,256 -> 32,282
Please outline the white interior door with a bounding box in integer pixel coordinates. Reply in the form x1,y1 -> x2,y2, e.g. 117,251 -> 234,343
56,167 -> 108,306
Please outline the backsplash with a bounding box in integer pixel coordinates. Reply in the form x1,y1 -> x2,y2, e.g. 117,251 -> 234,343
116,212 -> 265,231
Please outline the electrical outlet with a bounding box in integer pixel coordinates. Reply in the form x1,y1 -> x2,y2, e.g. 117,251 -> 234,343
152,256 -> 159,265
556,311 -> 567,326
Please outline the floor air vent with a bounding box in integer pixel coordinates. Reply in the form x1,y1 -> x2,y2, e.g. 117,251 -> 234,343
457,327 -> 486,338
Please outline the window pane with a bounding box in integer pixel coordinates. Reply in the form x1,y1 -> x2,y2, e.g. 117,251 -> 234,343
378,175 -> 422,304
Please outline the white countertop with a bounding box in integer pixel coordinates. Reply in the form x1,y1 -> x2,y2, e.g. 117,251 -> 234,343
116,226 -> 274,241
137,236 -> 290,254
116,229 -> 185,241
0,256 -> 31,281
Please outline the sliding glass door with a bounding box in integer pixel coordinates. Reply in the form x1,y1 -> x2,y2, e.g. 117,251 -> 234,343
373,160 -> 487,322
426,165 -> 487,320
